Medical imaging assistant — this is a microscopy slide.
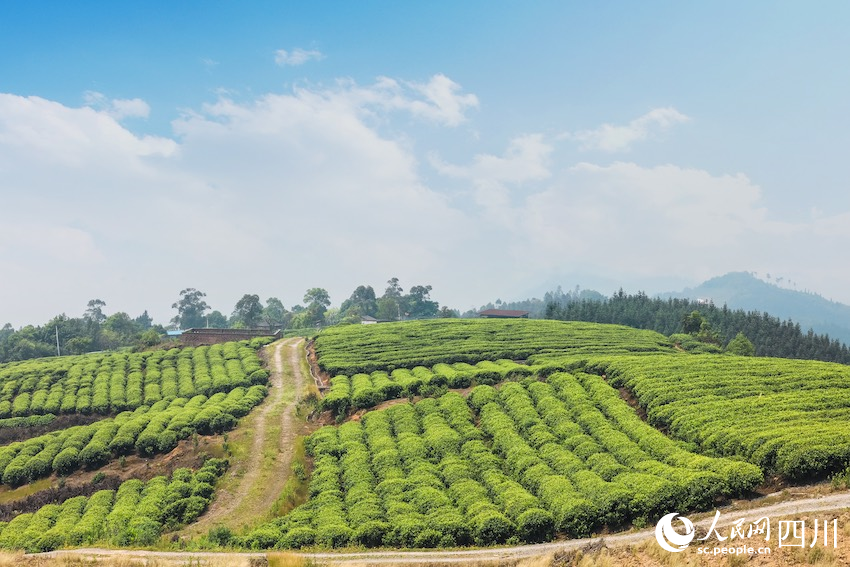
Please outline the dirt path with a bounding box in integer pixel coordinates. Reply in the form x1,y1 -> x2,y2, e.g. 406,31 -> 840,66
184,337 -> 305,535
39,490 -> 850,565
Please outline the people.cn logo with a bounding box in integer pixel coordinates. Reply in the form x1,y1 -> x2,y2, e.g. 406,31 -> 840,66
655,512 -> 696,553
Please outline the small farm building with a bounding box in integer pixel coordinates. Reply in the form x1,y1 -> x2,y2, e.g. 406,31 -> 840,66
478,309 -> 530,319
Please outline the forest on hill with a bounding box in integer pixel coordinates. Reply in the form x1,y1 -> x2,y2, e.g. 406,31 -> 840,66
665,271 -> 850,344
544,291 -> 850,364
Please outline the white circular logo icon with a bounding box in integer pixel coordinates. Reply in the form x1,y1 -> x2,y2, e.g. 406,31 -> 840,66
655,512 -> 696,552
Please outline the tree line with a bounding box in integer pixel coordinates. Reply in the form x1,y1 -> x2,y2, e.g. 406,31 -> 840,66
6,281 -> 850,366
170,277 -> 455,332
544,290 -> 850,364
0,277 -> 454,364
0,301 -> 160,363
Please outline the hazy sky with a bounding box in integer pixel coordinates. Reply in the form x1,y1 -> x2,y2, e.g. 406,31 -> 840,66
2,1 -> 850,326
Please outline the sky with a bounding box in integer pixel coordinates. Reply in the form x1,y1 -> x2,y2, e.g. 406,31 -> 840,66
2,1 -> 850,326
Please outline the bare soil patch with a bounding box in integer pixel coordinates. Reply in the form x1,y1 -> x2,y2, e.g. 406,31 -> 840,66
0,414 -> 107,445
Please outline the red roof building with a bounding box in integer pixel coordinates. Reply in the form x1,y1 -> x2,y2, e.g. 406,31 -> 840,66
478,309 -> 530,319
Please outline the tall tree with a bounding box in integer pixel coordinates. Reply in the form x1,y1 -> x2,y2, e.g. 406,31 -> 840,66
682,311 -> 705,335
384,277 -> 404,298
340,285 -> 378,318
303,288 -> 331,326
232,294 -> 263,328
134,310 -> 153,329
171,288 -> 210,329
377,277 -> 405,320
406,285 -> 439,318
438,306 -> 459,318
206,311 -> 228,328
263,297 -> 287,327
103,312 -> 137,338
84,299 -> 107,324
545,292 -> 850,364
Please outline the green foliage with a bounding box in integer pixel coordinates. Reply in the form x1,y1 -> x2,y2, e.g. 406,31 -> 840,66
171,288 -> 210,330
232,294 -> 264,328
0,342 -> 267,485
53,447 -> 79,476
600,353 -> 850,479
250,374 -> 760,550
315,319 -> 673,376
0,307 -> 163,365
546,291 -> 850,364
831,467 -> 850,489
207,524 -> 233,546
726,332 -> 755,356
0,460 -> 228,551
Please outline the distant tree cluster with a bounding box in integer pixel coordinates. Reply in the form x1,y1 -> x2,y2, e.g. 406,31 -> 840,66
463,286 -> 605,319
544,291 -> 850,364
0,300 -> 160,363
336,278 -> 444,324
1,278 -> 453,364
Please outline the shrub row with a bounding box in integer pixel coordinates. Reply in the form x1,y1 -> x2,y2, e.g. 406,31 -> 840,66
319,360 -> 533,415
0,340 -> 269,418
314,319 -> 673,375
595,353 -> 850,479
244,373 -> 764,550
0,459 -> 228,551
0,386 -> 265,486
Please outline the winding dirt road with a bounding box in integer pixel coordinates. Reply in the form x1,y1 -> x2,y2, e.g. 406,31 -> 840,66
184,337 -> 305,536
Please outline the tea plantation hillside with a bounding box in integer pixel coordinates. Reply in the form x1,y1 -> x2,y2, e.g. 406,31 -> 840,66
234,318 -> 850,550
576,353 -> 850,479
3,319 -> 850,553
244,373 -> 762,549
314,319 -> 674,375
0,338 -> 273,550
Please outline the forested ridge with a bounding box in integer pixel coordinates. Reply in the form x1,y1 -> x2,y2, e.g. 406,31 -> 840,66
6,279 -> 850,367
545,291 -> 850,364
0,279 -> 447,364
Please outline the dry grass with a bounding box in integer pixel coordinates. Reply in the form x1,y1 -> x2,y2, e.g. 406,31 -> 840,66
0,478 -> 53,504
21,553 -> 270,567
268,553 -> 310,567
268,435 -> 311,519
550,510 -> 850,567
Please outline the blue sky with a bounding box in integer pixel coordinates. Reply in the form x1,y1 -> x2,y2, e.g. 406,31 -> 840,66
2,1 -> 850,325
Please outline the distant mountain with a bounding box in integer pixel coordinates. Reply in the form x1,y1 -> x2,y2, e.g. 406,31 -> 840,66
663,272 -> 850,344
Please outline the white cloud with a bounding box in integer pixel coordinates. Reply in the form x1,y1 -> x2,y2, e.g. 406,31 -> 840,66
0,94 -> 174,170
569,107 -> 690,152
324,74 -> 478,127
432,134 -> 551,184
405,74 -> 480,126
0,224 -> 103,265
109,98 -> 151,120
429,138 -> 841,299
274,48 -> 324,66
83,91 -> 151,120
4,82 -> 850,326
515,161 -> 802,284
431,134 -> 552,228
0,79 -> 485,325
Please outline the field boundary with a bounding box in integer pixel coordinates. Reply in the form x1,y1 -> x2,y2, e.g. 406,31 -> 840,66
36,491 -> 850,565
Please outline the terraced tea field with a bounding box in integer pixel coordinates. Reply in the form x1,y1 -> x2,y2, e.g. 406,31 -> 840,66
2,319 -> 849,554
